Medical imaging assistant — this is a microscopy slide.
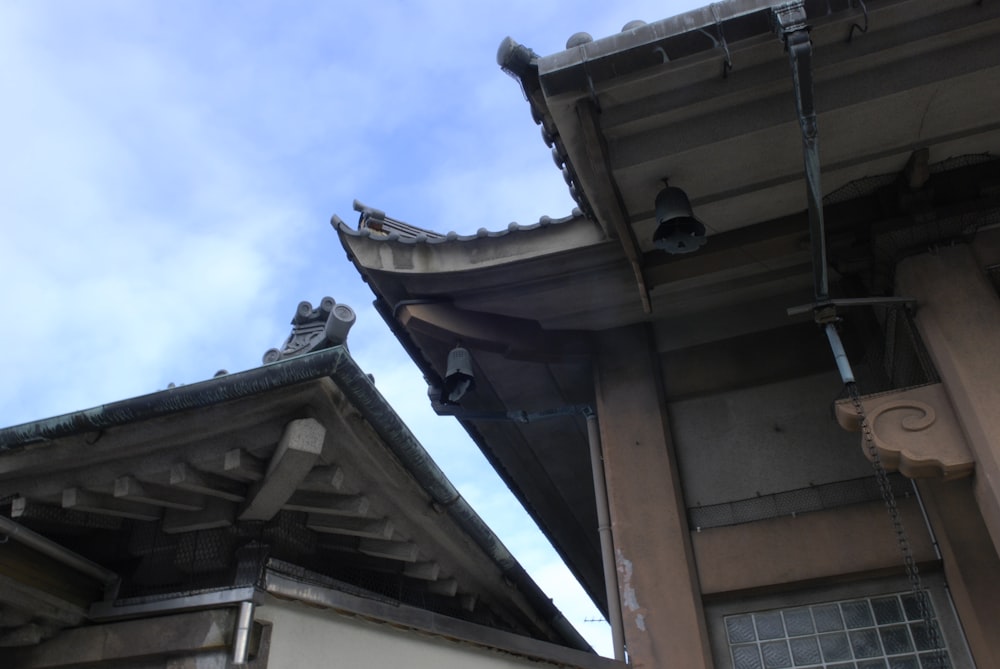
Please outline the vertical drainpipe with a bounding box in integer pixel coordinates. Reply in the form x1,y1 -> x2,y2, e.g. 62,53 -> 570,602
773,0 -> 857,386
231,600 -> 255,666
586,411 -> 626,661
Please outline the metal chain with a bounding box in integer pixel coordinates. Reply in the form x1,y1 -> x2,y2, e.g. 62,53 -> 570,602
847,382 -> 946,667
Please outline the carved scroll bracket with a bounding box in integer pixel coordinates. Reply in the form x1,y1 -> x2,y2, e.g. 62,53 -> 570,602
835,383 -> 975,480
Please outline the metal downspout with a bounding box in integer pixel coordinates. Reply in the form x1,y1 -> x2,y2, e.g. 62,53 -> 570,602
0,516 -> 119,591
231,600 -> 255,666
774,1 -> 857,386
586,412 -> 626,661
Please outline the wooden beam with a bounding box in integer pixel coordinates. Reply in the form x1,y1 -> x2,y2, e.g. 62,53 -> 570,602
576,99 -> 651,313
3,609 -> 235,668
170,463 -> 246,502
224,449 -> 266,481
11,497 -> 121,529
162,498 -> 237,534
306,515 -> 393,539
358,538 -> 419,562
299,465 -> 346,492
62,488 -> 161,521
238,418 -> 326,522
426,578 -> 458,597
403,561 -> 441,581
397,302 -> 594,362
114,475 -> 205,511
283,492 -> 369,517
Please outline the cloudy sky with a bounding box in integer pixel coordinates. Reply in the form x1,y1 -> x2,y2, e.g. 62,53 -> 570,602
1,0 -> 705,655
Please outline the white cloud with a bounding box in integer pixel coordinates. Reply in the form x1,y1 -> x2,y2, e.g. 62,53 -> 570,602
0,0 -> 708,656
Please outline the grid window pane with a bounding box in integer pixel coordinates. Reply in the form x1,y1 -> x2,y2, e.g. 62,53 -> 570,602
842,600 -> 875,628
880,626 -> 913,654
728,615 -> 757,643
756,611 -> 785,640
812,604 -> 844,632
851,628 -> 883,658
889,657 -> 920,669
871,596 -> 904,624
819,632 -> 852,662
761,640 -> 792,668
911,622 -> 942,652
724,592 -> 950,669
789,636 -> 821,665
733,643 -> 763,669
783,608 -> 815,637
901,593 -> 924,621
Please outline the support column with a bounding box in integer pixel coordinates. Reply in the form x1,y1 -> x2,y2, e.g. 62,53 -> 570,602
896,244 -> 1000,555
916,478 -> 1000,668
594,324 -> 711,669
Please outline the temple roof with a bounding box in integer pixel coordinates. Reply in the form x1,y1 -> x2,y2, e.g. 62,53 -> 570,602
0,344 -> 589,654
337,0 -> 1000,613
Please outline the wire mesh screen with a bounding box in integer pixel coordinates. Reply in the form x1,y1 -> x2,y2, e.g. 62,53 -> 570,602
823,154 -> 995,206
689,474 -> 914,531
842,303 -> 939,396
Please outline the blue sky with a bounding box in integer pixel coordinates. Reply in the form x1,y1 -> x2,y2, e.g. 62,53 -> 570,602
1,0 -> 705,656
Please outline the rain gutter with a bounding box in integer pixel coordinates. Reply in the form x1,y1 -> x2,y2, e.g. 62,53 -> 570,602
0,348 -> 354,451
535,0 -> 863,91
0,346 -> 591,652
0,515 -> 120,591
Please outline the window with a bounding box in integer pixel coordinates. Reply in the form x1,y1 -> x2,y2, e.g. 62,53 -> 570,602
724,592 -> 950,669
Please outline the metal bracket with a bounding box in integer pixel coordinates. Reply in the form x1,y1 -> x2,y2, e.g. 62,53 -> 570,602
847,0 -> 870,43
772,1 -> 809,42
786,296 -> 919,318
711,3 -> 733,78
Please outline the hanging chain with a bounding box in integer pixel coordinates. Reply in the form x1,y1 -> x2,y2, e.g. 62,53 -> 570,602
847,382 -> 946,667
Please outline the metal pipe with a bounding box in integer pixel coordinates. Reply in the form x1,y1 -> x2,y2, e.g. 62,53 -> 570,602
824,323 -> 856,385
910,481 -> 942,562
231,600 -> 255,666
586,413 -> 626,662
0,516 -> 119,587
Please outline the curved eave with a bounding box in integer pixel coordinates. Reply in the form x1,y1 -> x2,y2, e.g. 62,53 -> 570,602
336,213 -> 607,275
507,0 -> 1000,261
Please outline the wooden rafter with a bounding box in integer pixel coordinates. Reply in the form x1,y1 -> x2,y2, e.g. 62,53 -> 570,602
575,99 -> 652,314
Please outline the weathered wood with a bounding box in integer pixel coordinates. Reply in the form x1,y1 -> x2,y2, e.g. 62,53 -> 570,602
162,498 -> 237,534
224,449 -> 266,481
358,538 -> 419,562
238,418 -> 326,521
170,463 -> 246,502
283,492 -> 369,517
62,488 -> 161,521
114,476 -> 205,511
306,515 -> 392,539
402,561 -> 440,581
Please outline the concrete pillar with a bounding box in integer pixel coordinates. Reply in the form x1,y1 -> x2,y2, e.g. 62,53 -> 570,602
896,244 -> 1000,555
594,324 -> 712,669
916,478 -> 1000,668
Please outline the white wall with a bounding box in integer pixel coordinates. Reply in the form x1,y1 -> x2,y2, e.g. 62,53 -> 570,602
258,599 -> 573,669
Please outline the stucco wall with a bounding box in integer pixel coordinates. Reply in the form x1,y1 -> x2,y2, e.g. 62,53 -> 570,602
257,598 -> 583,669
669,371 -> 872,507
